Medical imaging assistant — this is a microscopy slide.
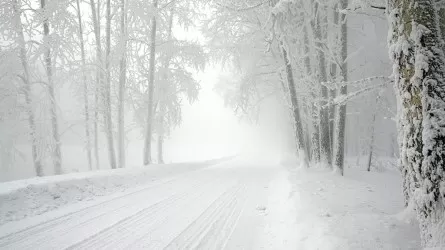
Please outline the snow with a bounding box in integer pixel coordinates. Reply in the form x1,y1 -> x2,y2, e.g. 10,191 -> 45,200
0,157 -> 233,225
285,164 -> 420,249
0,155 -> 421,249
0,155 -> 290,249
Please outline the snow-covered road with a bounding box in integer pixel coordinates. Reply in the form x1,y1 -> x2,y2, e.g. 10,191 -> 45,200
0,157 -> 294,249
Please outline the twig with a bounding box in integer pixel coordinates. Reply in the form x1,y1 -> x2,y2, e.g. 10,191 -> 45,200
215,0 -> 270,12
370,5 -> 385,10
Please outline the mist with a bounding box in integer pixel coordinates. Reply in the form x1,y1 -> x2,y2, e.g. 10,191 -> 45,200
1,0 -> 444,248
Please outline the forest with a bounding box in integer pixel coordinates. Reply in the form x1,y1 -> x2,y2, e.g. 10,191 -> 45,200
0,0 -> 444,248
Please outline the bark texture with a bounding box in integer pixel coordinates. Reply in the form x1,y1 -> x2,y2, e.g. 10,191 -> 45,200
314,3 -> 332,166
281,42 -> 308,166
388,0 -> 445,246
333,0 -> 348,175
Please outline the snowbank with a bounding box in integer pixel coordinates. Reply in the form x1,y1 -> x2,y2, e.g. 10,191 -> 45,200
287,166 -> 421,249
0,157 -> 232,225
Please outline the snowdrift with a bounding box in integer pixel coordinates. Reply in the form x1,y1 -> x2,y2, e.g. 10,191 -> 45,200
0,157 -> 232,225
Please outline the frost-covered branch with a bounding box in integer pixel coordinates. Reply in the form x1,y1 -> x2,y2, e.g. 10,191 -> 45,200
215,0 -> 270,12
332,82 -> 387,106
321,75 -> 391,90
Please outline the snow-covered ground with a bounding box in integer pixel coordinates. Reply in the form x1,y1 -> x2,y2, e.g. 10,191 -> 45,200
0,155 -> 294,249
0,157 -> 233,225
0,155 -> 420,249
283,159 -> 421,249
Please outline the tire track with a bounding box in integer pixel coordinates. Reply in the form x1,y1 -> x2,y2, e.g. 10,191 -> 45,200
164,182 -> 248,250
0,170 -> 215,249
69,173 -> 234,250
0,164 -> 222,243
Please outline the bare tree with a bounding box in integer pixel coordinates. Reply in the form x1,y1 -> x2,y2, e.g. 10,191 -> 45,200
143,0 -> 158,165
40,0 -> 62,175
104,0 -> 117,169
76,0 -> 93,171
281,42 -> 308,166
157,5 -> 175,164
329,1 -> 339,152
12,0 -> 42,176
89,0 -> 101,169
333,0 -> 348,175
118,0 -> 127,168
314,2 -> 332,166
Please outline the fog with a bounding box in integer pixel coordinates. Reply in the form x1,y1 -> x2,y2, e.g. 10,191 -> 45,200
4,0 -> 445,248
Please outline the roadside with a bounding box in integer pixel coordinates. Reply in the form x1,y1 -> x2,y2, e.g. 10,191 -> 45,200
286,165 -> 420,249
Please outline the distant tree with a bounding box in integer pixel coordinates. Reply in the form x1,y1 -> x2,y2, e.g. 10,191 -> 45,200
10,0 -> 43,176
143,0 -> 158,165
75,0 -> 93,171
118,0 -> 128,168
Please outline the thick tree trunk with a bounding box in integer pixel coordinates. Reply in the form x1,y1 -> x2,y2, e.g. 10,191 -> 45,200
90,0 -> 101,169
314,3 -> 332,166
12,0 -> 42,176
281,43 -> 308,167
388,0 -> 445,246
304,26 -> 320,163
143,0 -> 158,165
118,0 -> 127,168
105,0 -> 117,169
76,0 -> 93,171
41,0 -> 62,175
333,0 -> 348,176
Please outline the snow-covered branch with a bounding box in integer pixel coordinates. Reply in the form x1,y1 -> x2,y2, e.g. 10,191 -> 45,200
321,76 -> 391,90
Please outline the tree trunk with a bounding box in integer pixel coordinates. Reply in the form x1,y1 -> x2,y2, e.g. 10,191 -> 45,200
157,135 -> 164,164
438,2 -> 445,52
40,0 -> 62,175
304,26 -> 320,163
118,0 -> 127,168
281,42 -> 308,167
143,0 -> 158,165
302,97 -> 312,161
314,3 -> 332,166
329,2 -> 339,153
157,6 -> 174,165
105,0 -> 117,169
90,0 -> 101,169
366,113 -> 376,172
333,0 -> 348,176
12,0 -> 43,176
76,0 -> 93,171
388,0 -> 445,246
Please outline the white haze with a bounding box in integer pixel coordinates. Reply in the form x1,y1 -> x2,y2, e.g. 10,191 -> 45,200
3,0 -> 445,248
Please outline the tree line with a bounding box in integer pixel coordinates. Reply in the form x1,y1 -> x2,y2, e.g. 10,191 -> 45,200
0,0 -> 205,175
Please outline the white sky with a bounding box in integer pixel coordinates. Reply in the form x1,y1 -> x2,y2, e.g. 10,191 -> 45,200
164,67 -> 248,162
